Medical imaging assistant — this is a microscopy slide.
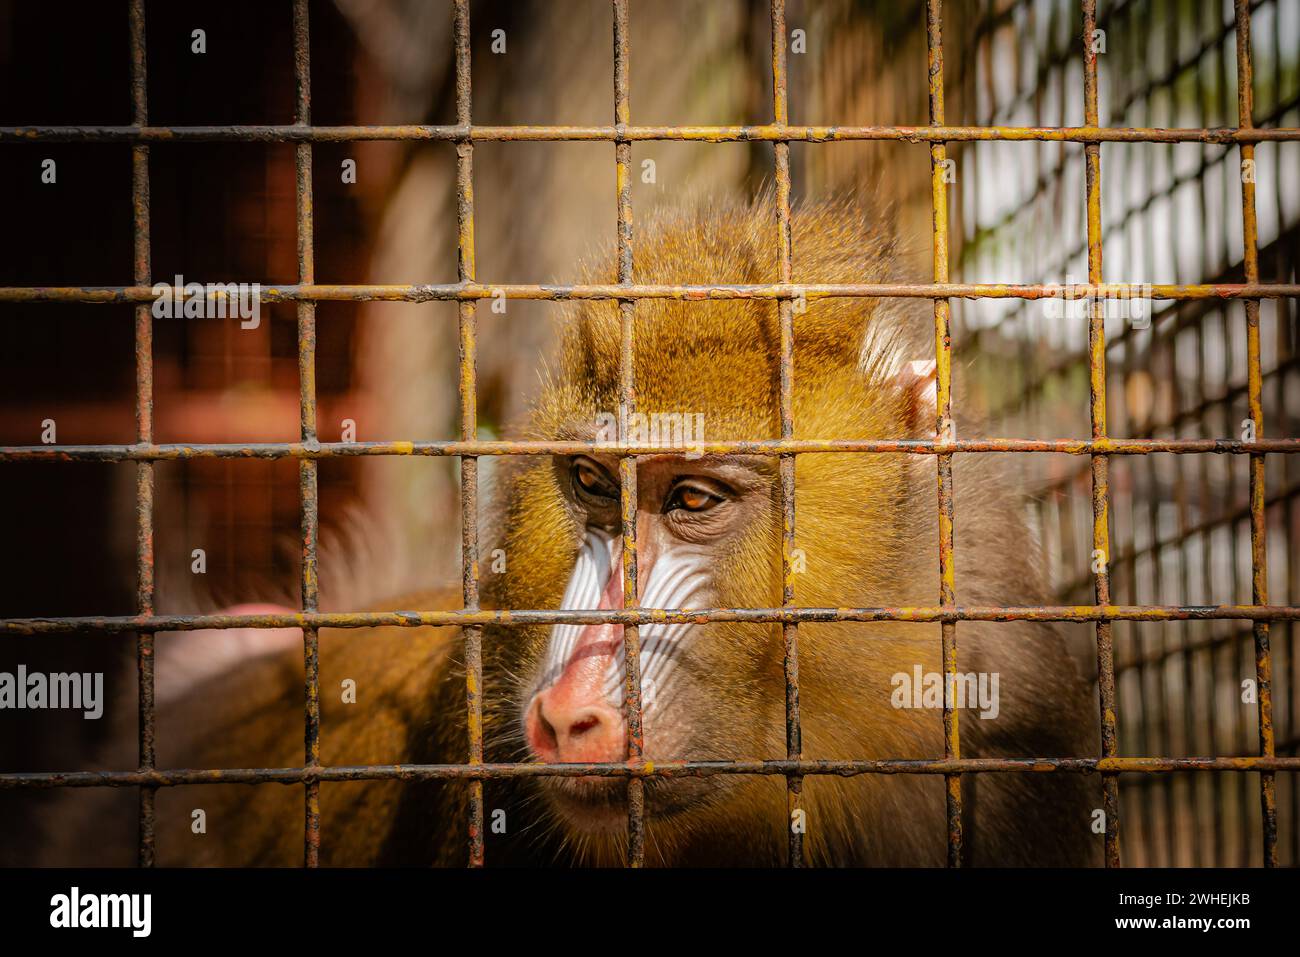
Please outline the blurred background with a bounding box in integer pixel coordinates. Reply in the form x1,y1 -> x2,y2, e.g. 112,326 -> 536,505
0,0 -> 1296,866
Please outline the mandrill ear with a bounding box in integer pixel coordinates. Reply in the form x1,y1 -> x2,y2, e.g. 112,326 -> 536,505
893,359 -> 938,436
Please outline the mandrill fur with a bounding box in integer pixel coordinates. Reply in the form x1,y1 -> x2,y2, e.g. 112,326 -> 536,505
38,196 -> 1101,867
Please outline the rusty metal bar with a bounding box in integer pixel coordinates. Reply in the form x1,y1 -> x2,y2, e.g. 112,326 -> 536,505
770,0 -> 803,869
451,0 -> 486,870
1082,0 -> 1121,869
1264,0 -> 1299,869
1234,0 -> 1278,868
5,281 -> 1297,304
127,0 -> 156,870
1,0 -> 1293,870
5,124 -> 1299,144
6,436 -> 1300,463
3,756 -> 1298,791
291,0 -> 321,869
6,603 -> 1300,636
451,0 -> 486,868
1221,5 -> 1255,864
612,0 -> 646,869
926,0 -> 961,869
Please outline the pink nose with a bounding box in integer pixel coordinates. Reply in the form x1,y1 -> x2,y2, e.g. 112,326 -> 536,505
527,549 -> 635,764
526,688 -> 625,763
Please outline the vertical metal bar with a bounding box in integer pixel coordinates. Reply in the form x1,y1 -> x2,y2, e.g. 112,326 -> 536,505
1267,0 -> 1296,867
1208,0 -> 1235,865
1213,3 -> 1252,864
1267,0 -> 1298,868
292,0 -> 321,869
452,0 -> 485,868
1233,0 -> 1278,868
612,0 -> 646,869
926,0 -> 961,869
1082,0 -> 1121,868
128,0 -> 156,869
770,0 -> 803,869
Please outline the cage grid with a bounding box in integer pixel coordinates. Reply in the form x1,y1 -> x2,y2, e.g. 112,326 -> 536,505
949,0 -> 1300,866
1,0 -> 1299,869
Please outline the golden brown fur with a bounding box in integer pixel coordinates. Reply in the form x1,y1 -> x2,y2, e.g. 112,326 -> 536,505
37,196 -> 1100,866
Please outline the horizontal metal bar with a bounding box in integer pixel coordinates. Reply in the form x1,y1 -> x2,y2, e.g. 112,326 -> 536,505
3,756 -> 1297,790
3,437 -> 1298,463
2,282 -> 1297,304
4,604 -> 1298,636
3,124 -> 1299,144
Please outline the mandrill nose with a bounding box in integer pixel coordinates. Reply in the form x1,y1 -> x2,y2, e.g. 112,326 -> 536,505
526,689 -> 626,764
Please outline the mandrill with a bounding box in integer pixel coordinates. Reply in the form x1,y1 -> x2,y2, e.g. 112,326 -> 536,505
40,196 -> 1101,867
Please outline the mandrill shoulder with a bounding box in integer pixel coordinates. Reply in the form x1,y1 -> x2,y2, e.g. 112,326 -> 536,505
141,587 -> 467,866
35,585 -> 472,866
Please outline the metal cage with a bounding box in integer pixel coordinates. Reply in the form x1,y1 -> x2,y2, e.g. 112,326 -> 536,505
1,0 -> 1298,868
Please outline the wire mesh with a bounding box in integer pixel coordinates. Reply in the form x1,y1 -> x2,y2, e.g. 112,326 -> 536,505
0,0 -> 1297,869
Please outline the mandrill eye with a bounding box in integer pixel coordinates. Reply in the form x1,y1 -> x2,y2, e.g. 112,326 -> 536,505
666,482 -> 722,513
572,458 -> 617,503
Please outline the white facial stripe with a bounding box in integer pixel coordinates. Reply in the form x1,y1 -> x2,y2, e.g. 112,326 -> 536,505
540,529 -> 711,711
635,555 -> 708,701
540,528 -> 618,689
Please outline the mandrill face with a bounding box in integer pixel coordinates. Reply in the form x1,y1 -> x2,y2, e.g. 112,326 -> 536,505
517,450 -> 784,834
495,199 -> 927,846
